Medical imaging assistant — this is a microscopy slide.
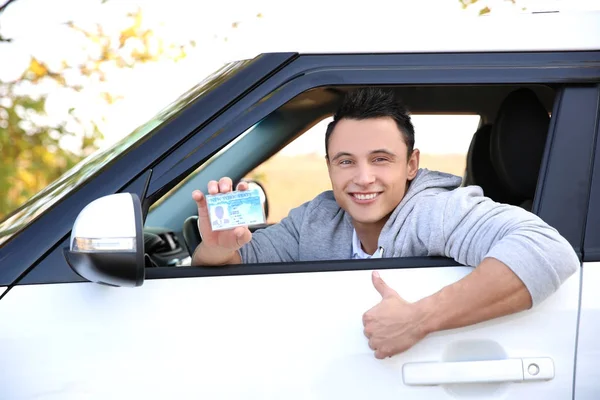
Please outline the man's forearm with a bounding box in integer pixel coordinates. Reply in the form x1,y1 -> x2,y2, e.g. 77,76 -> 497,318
415,257 -> 532,335
191,242 -> 242,266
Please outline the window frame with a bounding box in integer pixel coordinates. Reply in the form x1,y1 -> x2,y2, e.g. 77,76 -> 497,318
582,85 -> 600,262
534,85 -> 600,259
144,53 -> 598,280
17,51 -> 600,285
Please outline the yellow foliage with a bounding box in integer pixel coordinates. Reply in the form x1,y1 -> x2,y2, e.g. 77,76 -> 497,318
119,9 -> 144,48
26,58 -> 49,81
41,150 -> 55,165
16,168 -> 36,189
0,5 -> 206,220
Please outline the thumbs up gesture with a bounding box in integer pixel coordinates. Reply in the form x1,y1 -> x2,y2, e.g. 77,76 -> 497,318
362,271 -> 428,359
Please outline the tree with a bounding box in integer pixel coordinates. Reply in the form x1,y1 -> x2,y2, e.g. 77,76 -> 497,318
0,0 -> 195,219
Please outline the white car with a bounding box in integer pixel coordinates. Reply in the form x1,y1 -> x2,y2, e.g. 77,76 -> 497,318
1,11 -> 599,399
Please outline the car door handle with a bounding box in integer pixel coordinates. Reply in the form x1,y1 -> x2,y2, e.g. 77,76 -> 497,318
402,358 -> 554,386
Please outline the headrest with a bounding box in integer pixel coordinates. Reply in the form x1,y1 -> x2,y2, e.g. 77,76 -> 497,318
490,88 -> 550,200
464,124 -> 490,187
465,124 -> 517,204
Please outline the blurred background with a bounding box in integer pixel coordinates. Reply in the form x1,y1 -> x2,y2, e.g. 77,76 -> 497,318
1,0 -> 598,222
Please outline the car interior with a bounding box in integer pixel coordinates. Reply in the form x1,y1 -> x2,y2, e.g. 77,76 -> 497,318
142,84 -> 556,268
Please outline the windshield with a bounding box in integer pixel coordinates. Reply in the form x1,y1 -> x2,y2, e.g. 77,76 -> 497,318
0,59 -> 252,246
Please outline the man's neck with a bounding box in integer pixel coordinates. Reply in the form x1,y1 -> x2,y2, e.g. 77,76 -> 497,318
353,219 -> 387,255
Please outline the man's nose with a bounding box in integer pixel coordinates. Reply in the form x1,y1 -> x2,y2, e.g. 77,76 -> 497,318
353,164 -> 376,186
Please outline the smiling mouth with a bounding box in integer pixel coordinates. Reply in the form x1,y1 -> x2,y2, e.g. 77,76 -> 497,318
351,192 -> 381,200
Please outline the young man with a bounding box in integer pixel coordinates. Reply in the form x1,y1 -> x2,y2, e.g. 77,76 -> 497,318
191,87 -> 579,359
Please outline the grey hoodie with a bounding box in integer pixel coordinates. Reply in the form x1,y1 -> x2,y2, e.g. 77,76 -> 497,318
239,168 -> 579,306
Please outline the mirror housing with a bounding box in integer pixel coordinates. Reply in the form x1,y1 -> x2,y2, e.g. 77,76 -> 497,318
242,179 -> 269,220
64,193 -> 145,287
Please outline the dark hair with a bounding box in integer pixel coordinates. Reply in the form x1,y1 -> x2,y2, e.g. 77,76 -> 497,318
325,87 -> 415,158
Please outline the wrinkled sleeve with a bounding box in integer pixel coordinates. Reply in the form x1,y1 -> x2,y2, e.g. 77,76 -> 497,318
237,201 -> 308,264
421,186 -> 579,306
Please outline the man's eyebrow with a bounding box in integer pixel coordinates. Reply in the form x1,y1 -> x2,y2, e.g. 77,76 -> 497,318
370,149 -> 397,157
331,149 -> 397,161
331,152 -> 353,161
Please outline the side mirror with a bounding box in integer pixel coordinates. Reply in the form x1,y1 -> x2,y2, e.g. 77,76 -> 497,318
242,179 -> 269,220
64,193 -> 145,287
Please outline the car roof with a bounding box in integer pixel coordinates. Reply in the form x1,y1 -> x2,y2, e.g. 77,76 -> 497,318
227,11 -> 600,59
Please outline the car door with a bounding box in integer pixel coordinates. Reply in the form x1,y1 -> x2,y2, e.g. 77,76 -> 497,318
1,52 -> 598,399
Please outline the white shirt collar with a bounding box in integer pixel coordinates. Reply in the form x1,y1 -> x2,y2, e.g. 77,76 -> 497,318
352,229 -> 383,259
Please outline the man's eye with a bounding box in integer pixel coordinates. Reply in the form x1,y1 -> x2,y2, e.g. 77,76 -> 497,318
339,160 -> 352,165
374,157 -> 389,163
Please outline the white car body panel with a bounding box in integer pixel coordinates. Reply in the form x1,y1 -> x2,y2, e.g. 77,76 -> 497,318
574,263 -> 600,399
0,287 -> 6,297
0,266 -> 580,399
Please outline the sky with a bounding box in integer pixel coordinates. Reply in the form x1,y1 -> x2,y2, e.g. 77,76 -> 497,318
1,0 -> 599,156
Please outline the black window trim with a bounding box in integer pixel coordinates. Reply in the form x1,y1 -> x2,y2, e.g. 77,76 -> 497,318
534,85 -> 600,260
583,85 -> 600,262
147,257 -> 464,281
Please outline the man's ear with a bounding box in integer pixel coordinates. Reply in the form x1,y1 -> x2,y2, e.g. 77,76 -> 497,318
407,149 -> 420,180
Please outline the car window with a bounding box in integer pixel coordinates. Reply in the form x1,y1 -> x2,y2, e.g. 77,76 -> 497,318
0,60 -> 251,246
141,83 -> 557,269
244,114 -> 481,224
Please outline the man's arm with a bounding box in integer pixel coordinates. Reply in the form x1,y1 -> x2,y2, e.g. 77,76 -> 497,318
364,260 -> 531,359
429,186 -> 579,306
416,257 -> 531,334
363,186 -> 579,358
237,203 -> 307,263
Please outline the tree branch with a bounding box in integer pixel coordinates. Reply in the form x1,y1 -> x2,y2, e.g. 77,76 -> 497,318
0,0 -> 19,42
0,0 -> 18,14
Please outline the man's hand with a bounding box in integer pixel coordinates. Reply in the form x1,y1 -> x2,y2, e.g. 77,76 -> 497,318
362,271 -> 427,359
191,177 -> 252,266
362,259 -> 532,359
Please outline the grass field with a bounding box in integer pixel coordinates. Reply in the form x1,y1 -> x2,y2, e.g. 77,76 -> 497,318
245,153 -> 466,223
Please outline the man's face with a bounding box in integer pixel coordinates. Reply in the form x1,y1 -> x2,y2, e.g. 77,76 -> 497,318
326,117 -> 419,227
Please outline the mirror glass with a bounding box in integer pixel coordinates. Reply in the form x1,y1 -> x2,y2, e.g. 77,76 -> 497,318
246,180 -> 268,220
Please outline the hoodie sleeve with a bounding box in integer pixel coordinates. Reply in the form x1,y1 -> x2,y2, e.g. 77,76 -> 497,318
237,200 -> 308,263
421,185 -> 579,306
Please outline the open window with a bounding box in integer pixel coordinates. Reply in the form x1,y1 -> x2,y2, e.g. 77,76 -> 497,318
143,84 -> 556,267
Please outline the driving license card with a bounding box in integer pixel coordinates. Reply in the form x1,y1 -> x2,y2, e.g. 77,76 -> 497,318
206,189 -> 266,231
